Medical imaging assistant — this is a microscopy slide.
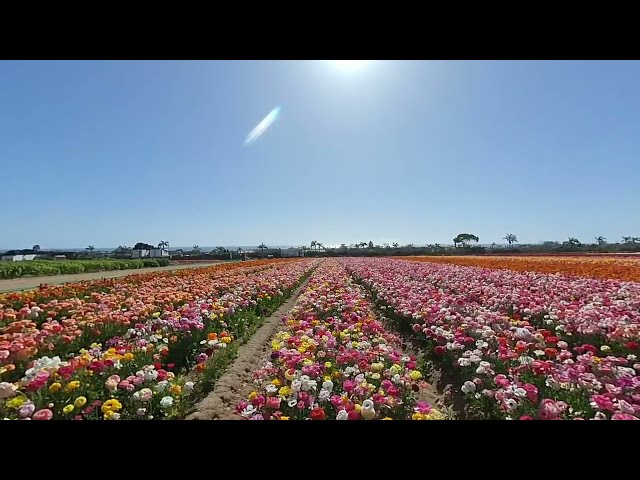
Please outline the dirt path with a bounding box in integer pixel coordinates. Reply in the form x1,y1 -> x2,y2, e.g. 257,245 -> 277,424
187,277 -> 311,420
0,262 -> 228,293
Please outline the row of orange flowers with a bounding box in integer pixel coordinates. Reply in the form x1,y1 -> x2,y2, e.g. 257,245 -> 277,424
396,256 -> 640,282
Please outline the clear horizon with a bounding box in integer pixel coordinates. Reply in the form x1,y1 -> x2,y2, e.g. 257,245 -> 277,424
1,60 -> 638,247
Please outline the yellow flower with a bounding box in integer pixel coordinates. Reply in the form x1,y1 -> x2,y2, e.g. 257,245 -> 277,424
123,352 -> 134,361
63,404 -> 75,414
284,370 -> 296,381
371,362 -> 384,372
107,348 -> 116,355
152,312 -> 161,318
382,417 -> 393,420
303,359 -> 313,367
412,412 -> 426,420
410,370 -> 422,381
280,416 -> 290,420
248,391 -> 258,401
170,384 -> 182,395
74,396 -> 87,408
332,371 -> 341,379
49,382 -> 62,393
593,357 -> 602,364
389,364 -> 402,375
103,410 -> 117,420
371,373 -> 381,380
601,345 -> 611,352
81,354 -> 91,362
271,378 -> 282,387
271,341 -> 282,351
324,362 -> 332,369
425,410 -> 446,420
297,347 -> 307,353
323,375 -> 331,382
278,386 -> 292,398
65,381 -> 80,392
354,404 -> 362,414
6,397 -> 25,409
221,336 -> 232,344
101,399 -> 122,414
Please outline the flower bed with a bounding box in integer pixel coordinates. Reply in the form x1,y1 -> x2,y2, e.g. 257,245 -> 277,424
397,255 -> 640,282
0,259 -> 298,378
237,260 -> 446,420
344,258 -> 640,420
0,260 -> 315,420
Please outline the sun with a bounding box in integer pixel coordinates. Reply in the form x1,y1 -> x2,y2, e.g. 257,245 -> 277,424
328,60 -> 370,71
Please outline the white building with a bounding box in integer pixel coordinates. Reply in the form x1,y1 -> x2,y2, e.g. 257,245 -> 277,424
131,248 -> 169,259
280,248 -> 302,258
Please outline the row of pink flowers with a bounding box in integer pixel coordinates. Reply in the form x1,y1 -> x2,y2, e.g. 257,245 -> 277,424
343,258 -> 640,420
237,260 -> 446,420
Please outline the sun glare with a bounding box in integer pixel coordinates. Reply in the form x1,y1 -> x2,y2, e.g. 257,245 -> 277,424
329,60 -> 370,71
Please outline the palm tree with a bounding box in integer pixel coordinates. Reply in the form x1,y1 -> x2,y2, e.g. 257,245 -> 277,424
310,240 -> 317,250
595,236 -> 607,245
86,245 -> 95,256
192,245 -> 201,255
32,244 -> 41,253
503,234 -> 518,246
258,243 -> 268,257
340,244 -> 348,250
434,243 -> 442,252
392,242 -> 399,249
622,236 -> 633,244
316,242 -> 324,251
158,241 -> 169,253
565,237 -> 581,246
359,242 -> 367,249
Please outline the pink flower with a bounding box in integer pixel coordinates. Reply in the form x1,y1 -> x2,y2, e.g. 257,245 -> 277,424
611,412 -> 639,420
32,409 -> 54,420
590,395 -> 616,412
265,397 -> 281,409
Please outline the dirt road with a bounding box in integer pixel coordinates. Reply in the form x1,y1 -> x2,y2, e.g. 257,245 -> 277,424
0,262 -> 227,293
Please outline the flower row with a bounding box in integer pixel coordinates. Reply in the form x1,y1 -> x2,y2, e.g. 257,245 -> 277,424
398,255 -> 640,282
0,260 -> 315,420
237,260 -> 446,420
344,258 -> 640,420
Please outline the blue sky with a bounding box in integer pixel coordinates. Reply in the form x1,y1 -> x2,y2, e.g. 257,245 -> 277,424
0,60 -> 638,249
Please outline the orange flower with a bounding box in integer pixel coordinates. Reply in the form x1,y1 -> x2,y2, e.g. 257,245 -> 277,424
207,332 -> 218,341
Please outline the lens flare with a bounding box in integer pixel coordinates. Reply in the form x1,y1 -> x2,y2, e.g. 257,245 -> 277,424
245,106 -> 281,145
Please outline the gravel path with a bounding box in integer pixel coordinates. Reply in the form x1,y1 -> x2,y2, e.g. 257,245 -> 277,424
187,277 -> 311,420
0,262 -> 228,293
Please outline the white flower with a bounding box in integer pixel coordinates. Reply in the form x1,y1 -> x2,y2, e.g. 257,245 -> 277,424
514,388 -> 527,398
160,396 -> 174,409
458,358 -> 472,367
241,404 -> 256,417
593,411 -> 608,420
461,381 -> 476,394
504,398 -> 518,411
288,399 -> 298,408
322,380 -> 334,392
336,409 -> 348,420
0,382 -> 17,399
355,373 -> 365,384
107,412 -> 121,420
318,389 -> 330,401
184,381 -> 195,391
534,350 -> 545,357
557,341 -> 568,349
627,355 -> 637,362
361,399 -> 376,420
137,408 -> 147,416
155,380 -> 169,393
144,370 -> 158,382
265,385 -> 278,394
392,374 -> 401,384
518,356 -> 534,366
291,380 -> 302,392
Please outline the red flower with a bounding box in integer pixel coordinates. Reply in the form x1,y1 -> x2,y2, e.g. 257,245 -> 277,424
544,348 -> 557,358
546,336 -> 559,345
434,346 -> 445,356
167,363 -> 175,369
153,362 -> 162,370
310,407 -> 326,420
626,342 -> 638,350
583,344 -> 597,354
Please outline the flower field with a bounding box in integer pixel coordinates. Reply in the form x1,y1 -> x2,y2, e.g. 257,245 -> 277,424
0,259 -> 315,420
344,258 -> 640,420
397,255 -> 640,283
237,260 -> 446,420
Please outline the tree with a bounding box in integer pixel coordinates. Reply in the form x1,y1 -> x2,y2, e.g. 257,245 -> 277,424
454,234 -> 479,248
258,243 -> 268,257
622,236 -> 632,244
316,242 -> 324,251
340,244 -> 348,250
392,242 -> 399,248
191,245 -> 201,255
86,245 -> 95,255
310,240 -> 317,250
564,237 -> 581,247
32,244 -> 41,253
595,236 -> 607,245
158,241 -> 169,253
359,242 -> 367,249
433,243 -> 442,252
503,234 -> 518,246
113,245 -> 132,255
368,241 -> 374,249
